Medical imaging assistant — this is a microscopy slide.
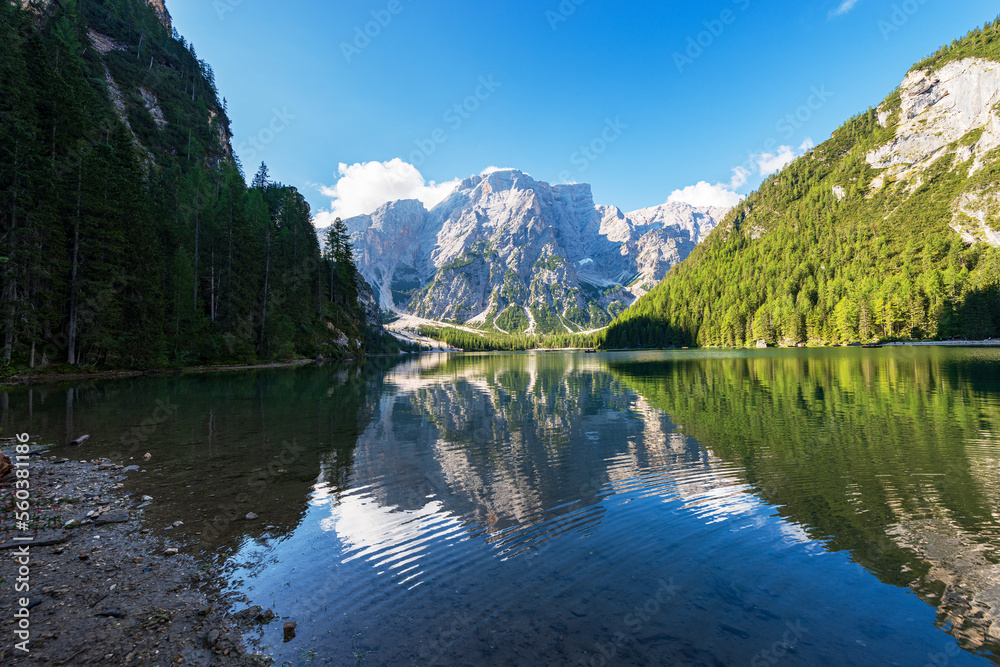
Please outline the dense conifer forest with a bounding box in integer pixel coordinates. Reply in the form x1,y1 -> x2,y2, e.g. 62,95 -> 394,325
0,0 -> 379,374
415,325 -> 602,352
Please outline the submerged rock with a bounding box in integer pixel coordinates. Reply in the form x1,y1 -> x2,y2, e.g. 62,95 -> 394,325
95,510 -> 129,525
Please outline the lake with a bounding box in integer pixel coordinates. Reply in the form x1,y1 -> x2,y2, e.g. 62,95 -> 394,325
4,347 -> 1000,665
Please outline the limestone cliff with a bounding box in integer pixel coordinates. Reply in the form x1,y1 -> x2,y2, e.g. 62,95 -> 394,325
340,170 -> 725,334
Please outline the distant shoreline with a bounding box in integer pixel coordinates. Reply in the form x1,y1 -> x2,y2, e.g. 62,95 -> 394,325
5,341 -> 998,386
882,340 -> 1000,347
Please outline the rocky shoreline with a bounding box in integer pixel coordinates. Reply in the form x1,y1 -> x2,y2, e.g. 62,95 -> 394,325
0,445 -> 277,665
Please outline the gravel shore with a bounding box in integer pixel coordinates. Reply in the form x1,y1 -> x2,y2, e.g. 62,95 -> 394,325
0,445 -> 277,665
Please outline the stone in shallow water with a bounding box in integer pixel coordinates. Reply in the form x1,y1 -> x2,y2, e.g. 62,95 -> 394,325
95,510 -> 129,525
0,531 -> 71,549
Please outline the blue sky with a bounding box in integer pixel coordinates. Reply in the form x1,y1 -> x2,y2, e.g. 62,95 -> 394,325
168,0 -> 998,223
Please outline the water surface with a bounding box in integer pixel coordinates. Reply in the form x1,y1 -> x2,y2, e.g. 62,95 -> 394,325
4,348 -> 1000,665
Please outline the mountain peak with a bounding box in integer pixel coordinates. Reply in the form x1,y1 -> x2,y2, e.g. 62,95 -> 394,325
339,171 -> 726,330
458,168 -> 538,194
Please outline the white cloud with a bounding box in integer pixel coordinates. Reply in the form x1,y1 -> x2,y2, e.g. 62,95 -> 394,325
667,166 -> 750,209
667,139 -> 813,209
830,0 -> 860,16
668,181 -> 746,209
729,165 -> 751,189
752,138 -> 814,177
313,159 -> 460,227
754,145 -> 798,176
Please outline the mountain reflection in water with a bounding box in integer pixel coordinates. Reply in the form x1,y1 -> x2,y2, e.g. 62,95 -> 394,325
3,348 -> 999,665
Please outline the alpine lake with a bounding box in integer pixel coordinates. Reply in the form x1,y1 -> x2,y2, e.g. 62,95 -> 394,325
4,347 -> 1000,666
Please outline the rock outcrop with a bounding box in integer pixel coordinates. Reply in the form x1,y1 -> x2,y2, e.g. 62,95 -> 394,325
865,57 -> 1000,248
147,0 -> 172,31
868,58 -> 1000,178
357,276 -> 385,334
338,170 -> 725,333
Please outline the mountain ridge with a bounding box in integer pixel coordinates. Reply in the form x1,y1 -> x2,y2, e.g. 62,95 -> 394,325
336,169 -> 726,335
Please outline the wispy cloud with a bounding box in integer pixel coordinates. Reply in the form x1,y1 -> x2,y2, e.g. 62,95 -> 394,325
667,166 -> 751,209
829,0 -> 861,17
753,139 -> 815,176
667,139 -> 814,209
312,159 -> 460,226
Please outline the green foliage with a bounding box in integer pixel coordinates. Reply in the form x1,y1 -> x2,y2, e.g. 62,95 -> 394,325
416,325 -> 602,352
609,350 -> 1000,587
532,255 -> 564,271
496,306 -> 529,333
441,255 -> 477,271
530,304 -> 565,335
564,306 -> 589,329
0,0 -> 370,372
604,23 -> 1000,350
911,16 -> 1000,73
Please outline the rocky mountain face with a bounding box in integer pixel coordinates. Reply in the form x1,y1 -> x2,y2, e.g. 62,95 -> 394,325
867,57 -> 1000,247
341,170 -> 724,334
147,0 -> 172,30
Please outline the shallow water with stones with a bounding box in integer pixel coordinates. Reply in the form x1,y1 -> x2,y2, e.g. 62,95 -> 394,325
5,348 -> 1000,665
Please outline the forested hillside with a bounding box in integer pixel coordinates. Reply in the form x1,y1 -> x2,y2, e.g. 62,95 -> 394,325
0,0 -> 377,372
415,324 -> 602,352
605,21 -> 1000,349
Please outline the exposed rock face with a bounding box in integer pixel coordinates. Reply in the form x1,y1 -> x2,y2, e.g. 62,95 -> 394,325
601,201 -> 722,296
341,170 -> 725,333
356,276 -> 385,333
866,57 -> 1000,248
101,67 -> 156,168
952,189 -> 1000,247
138,87 -> 167,130
147,0 -> 172,32
86,5 -> 231,170
868,58 -> 1000,177
87,29 -> 126,55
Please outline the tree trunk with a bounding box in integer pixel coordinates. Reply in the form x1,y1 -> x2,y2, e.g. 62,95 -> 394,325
3,142 -> 20,361
258,225 -> 271,355
68,161 -> 82,365
226,208 -> 233,324
193,207 -> 199,311
210,252 -> 216,322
